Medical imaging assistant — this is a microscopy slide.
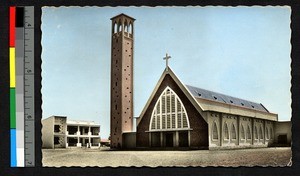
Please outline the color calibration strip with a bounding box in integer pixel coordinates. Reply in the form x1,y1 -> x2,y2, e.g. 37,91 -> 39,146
10,6 -> 35,167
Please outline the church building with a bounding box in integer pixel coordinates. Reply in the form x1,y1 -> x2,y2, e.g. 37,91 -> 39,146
136,67 -> 277,149
110,14 -> 291,149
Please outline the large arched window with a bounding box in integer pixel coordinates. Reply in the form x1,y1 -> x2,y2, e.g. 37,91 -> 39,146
149,87 -> 190,131
231,124 -> 236,140
224,123 -> 229,140
212,122 -> 218,140
246,125 -> 251,140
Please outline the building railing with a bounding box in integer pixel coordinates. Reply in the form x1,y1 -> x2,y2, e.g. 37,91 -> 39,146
90,143 -> 100,147
67,143 -> 77,147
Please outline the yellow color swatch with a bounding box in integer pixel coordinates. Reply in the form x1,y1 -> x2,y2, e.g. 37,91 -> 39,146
10,47 -> 15,88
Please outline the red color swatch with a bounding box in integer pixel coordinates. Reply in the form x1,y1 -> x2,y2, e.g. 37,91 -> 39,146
9,7 -> 15,47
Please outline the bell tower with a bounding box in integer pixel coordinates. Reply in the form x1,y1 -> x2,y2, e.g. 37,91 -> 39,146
110,14 -> 135,148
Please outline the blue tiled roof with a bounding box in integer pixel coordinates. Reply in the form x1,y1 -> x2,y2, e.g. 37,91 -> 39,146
186,85 -> 269,113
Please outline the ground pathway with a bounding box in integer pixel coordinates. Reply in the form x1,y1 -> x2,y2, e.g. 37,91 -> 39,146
42,147 -> 291,167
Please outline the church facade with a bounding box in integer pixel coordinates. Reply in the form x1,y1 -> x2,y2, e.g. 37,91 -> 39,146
136,68 -> 277,149
109,14 -> 291,150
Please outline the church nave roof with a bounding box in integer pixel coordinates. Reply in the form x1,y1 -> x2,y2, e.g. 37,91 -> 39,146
185,85 -> 269,113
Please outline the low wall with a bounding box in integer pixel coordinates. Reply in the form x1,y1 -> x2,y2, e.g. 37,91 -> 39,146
123,132 -> 136,149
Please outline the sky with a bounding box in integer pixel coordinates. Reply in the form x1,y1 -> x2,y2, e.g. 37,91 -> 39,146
41,6 -> 291,139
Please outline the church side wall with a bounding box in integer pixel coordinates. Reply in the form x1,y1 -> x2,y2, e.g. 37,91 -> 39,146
253,119 -> 265,146
137,74 -> 208,148
187,102 -> 209,148
222,114 -> 238,147
208,112 -> 221,147
136,119 -> 150,147
208,112 -> 275,149
239,116 -> 252,146
274,121 -> 291,146
265,121 -> 275,146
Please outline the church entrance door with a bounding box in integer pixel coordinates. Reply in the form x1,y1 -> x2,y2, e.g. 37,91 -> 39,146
165,133 -> 173,147
179,131 -> 189,147
278,134 -> 287,144
151,132 -> 161,147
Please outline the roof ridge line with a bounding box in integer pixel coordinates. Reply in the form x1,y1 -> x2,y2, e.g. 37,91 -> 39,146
185,84 -> 262,106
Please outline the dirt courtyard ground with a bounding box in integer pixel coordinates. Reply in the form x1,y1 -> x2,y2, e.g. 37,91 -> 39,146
42,147 -> 291,167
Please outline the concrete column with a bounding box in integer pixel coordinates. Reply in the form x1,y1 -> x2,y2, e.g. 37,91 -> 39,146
160,132 -> 163,147
149,133 -> 151,147
64,136 -> 67,148
188,131 -> 191,147
88,126 -> 92,136
251,119 -> 254,145
237,116 -> 240,146
220,113 -> 222,147
251,119 -> 255,145
175,131 -> 179,147
77,126 -> 80,147
65,129 -> 68,148
263,120 -> 266,144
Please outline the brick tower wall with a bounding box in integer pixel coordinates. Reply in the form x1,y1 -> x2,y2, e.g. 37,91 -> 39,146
110,14 -> 135,148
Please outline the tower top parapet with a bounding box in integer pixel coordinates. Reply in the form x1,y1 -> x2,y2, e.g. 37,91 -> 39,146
110,13 -> 136,21
111,13 -> 135,37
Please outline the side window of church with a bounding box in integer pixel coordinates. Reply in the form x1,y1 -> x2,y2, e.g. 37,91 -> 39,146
254,126 -> 258,139
212,122 -> 218,140
241,125 -> 245,140
231,124 -> 236,140
247,125 -> 251,140
224,123 -> 229,140
259,126 -> 264,139
266,127 -> 269,140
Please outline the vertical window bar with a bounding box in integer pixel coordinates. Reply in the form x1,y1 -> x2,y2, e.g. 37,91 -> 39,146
162,96 -> 165,113
167,114 -> 170,128
160,97 -> 162,129
175,96 -> 178,129
181,110 -> 183,128
166,93 -> 170,113
170,93 -> 172,127
162,115 -> 165,129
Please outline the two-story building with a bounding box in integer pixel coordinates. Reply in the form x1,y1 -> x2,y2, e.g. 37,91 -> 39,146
42,116 -> 101,149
